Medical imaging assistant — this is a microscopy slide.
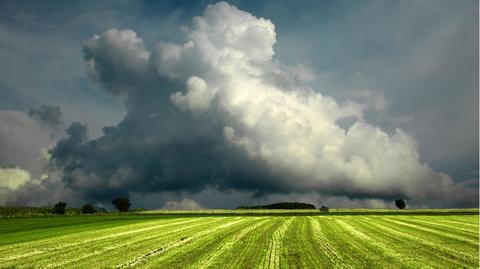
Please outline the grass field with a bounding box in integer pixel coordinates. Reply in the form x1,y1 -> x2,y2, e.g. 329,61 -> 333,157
0,210 -> 478,268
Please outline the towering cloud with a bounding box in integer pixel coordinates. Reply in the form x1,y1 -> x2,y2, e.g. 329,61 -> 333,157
38,2 -> 476,207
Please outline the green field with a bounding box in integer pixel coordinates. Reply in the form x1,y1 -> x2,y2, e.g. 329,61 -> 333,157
0,210 -> 478,268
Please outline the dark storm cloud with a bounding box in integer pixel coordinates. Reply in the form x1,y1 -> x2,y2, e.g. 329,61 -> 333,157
29,105 -> 64,128
50,118 -> 287,202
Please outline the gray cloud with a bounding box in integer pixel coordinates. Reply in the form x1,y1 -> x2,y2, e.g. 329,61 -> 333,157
29,105 -> 64,129
0,0 -> 128,138
0,108 -> 70,206
0,110 -> 52,173
0,81 -> 37,111
42,2 -> 477,208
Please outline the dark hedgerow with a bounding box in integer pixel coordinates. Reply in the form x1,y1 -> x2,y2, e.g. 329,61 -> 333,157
112,197 -> 131,212
81,204 -> 97,214
237,202 -> 315,210
52,201 -> 67,215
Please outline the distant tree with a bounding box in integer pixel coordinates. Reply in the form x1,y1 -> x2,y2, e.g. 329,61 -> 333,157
395,199 -> 407,210
81,203 -> 97,214
112,197 -> 131,212
320,206 -> 329,213
53,201 -> 67,215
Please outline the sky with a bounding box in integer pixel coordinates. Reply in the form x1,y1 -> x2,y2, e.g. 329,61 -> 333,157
0,0 -> 478,209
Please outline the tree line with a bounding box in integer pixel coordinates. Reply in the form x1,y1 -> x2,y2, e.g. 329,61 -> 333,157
52,197 -> 131,215
38,198 -> 409,215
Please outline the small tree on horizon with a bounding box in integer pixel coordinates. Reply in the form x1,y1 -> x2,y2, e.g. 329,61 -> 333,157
395,199 -> 407,209
81,203 -> 97,214
53,201 -> 67,215
112,197 -> 131,212
320,205 -> 329,213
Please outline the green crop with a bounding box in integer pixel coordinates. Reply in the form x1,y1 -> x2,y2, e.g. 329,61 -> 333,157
0,210 -> 478,268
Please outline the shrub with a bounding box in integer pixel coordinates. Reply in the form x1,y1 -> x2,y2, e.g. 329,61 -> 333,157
52,201 -> 67,215
81,204 -> 97,214
395,199 -> 407,209
112,197 -> 131,212
0,206 -> 52,217
320,206 -> 329,213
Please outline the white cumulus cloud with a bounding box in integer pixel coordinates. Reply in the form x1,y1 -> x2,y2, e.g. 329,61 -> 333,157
163,2 -> 471,203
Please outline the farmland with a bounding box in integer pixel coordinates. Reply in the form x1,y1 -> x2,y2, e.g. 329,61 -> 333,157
0,210 -> 478,268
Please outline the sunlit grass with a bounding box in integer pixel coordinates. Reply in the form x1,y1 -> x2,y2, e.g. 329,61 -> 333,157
0,209 -> 478,268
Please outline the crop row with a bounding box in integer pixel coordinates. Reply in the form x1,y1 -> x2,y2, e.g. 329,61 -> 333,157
0,215 -> 478,268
